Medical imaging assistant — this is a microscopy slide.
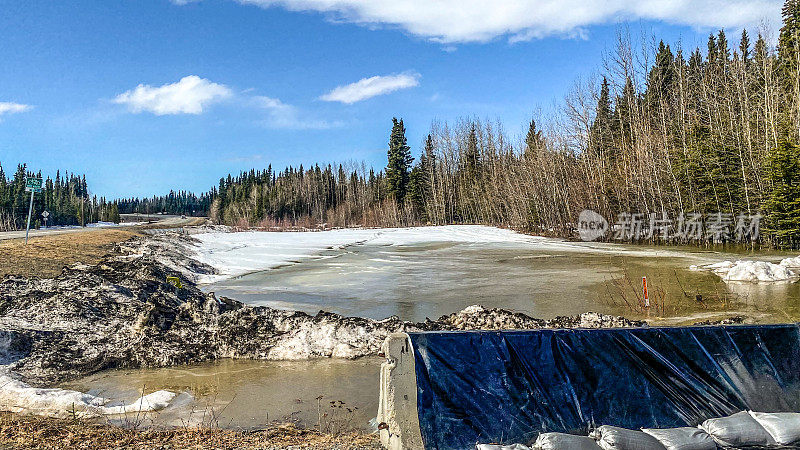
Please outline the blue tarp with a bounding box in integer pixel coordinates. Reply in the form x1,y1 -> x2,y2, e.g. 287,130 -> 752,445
408,325 -> 800,450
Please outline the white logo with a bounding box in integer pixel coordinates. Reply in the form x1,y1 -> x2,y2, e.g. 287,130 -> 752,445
578,210 -> 608,241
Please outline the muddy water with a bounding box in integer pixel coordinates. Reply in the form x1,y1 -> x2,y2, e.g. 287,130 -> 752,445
208,239 -> 800,324
63,358 -> 382,430
65,235 -> 800,430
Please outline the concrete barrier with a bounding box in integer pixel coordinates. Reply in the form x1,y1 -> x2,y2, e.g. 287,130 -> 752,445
377,333 -> 424,450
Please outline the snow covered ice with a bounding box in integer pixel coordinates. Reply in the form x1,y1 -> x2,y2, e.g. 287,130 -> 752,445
187,225 -> 696,283
187,225 -> 544,282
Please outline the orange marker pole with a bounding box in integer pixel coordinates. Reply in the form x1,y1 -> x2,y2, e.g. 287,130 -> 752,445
642,276 -> 649,308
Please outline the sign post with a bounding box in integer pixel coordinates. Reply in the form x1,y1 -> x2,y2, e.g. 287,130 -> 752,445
642,276 -> 650,308
42,210 -> 49,228
24,177 -> 43,244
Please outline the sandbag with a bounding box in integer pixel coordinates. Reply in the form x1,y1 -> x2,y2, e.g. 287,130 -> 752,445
590,425 -> 666,450
749,411 -> 800,445
476,444 -> 530,450
700,411 -> 776,447
641,427 -> 716,450
532,432 -> 601,449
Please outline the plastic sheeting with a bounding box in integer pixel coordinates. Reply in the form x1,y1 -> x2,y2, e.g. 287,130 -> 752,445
408,324 -> 800,450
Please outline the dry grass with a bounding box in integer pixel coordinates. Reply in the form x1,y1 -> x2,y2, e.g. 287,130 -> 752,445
0,229 -> 141,278
0,216 -> 209,279
0,412 -> 380,449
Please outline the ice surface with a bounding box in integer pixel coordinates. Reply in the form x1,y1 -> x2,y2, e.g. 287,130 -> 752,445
188,225 -> 695,284
0,374 -> 175,418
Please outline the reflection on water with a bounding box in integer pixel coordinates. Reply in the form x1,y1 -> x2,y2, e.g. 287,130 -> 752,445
66,236 -> 800,430
63,358 -> 382,430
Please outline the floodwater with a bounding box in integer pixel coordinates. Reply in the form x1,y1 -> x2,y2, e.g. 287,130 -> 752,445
63,358 -> 382,430
64,230 -> 800,430
207,237 -> 800,324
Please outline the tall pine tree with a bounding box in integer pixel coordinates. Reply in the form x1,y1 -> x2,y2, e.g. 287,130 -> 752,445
385,118 -> 413,205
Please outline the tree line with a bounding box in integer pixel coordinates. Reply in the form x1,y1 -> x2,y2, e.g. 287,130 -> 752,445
0,163 -> 119,231
208,1 -> 800,248
9,1 -> 800,247
116,191 -> 212,217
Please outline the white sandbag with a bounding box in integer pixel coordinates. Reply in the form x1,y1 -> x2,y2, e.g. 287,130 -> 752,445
749,411 -> 800,445
477,444 -> 530,450
533,432 -> 601,449
590,425 -> 667,450
700,411 -> 776,447
641,427 -> 716,450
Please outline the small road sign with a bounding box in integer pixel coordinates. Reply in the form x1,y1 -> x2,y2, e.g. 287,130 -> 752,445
41,211 -> 49,218
24,177 -> 43,244
24,177 -> 43,193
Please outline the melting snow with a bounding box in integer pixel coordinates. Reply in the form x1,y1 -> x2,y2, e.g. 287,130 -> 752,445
780,256 -> 800,268
0,374 -> 175,418
187,225 -> 694,283
692,258 -> 799,283
188,226 -> 548,282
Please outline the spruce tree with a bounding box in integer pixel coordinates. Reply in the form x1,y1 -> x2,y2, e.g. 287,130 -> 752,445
740,29 -> 751,66
648,41 -> 676,97
408,155 -> 428,222
464,124 -> 480,177
780,0 -> 800,65
589,77 -> 615,161
385,118 -> 413,205
765,140 -> 800,247
780,0 -> 800,137
524,119 -> 545,159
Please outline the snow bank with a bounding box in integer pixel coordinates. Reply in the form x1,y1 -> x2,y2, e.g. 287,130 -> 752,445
0,374 -> 175,418
85,221 -> 144,228
780,256 -> 800,268
188,225 -> 693,283
691,259 -> 799,283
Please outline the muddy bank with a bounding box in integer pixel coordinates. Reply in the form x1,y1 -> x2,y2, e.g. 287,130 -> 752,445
0,230 -> 650,387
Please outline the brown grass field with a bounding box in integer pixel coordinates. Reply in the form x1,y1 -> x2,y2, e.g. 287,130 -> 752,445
0,229 -> 141,279
0,412 -> 380,449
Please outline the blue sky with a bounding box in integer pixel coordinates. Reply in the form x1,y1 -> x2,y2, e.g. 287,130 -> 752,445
0,0 -> 781,198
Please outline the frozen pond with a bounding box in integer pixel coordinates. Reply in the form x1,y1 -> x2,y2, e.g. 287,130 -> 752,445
64,226 -> 800,430
198,226 -> 800,323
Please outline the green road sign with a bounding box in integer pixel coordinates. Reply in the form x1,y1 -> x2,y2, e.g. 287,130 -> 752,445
24,177 -> 43,193
24,177 -> 43,244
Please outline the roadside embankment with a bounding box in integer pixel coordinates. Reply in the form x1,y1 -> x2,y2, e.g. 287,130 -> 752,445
0,411 -> 381,449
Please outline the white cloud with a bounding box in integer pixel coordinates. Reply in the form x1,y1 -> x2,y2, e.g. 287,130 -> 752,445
0,102 -> 32,116
113,75 -> 232,115
320,73 -> 420,104
235,0 -> 781,43
253,95 -> 341,129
